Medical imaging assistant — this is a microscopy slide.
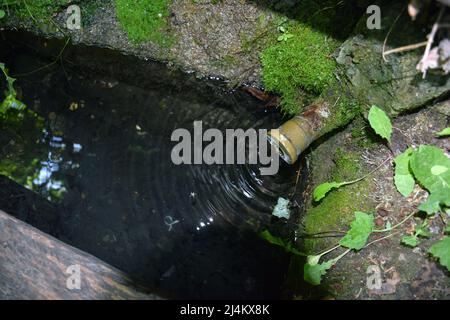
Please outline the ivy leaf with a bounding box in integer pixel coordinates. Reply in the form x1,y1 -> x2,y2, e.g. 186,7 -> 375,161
410,145 -> 450,193
368,105 -> 392,143
304,259 -> 335,285
402,235 -> 419,247
313,181 -> 352,202
0,10 -> 5,19
394,148 -> 415,197
436,128 -> 450,137
429,236 -> 450,271
339,212 -> 374,250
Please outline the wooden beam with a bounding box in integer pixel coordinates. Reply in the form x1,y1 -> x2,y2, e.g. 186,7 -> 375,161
0,210 -> 163,300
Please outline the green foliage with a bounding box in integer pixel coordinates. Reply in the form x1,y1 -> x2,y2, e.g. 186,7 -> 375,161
115,0 -> 172,46
277,25 -> 293,42
0,9 -> 5,19
402,235 -> 419,248
260,230 -> 305,256
410,145 -> 450,193
368,105 -> 392,143
0,63 -> 26,117
11,0 -> 68,22
339,212 -> 374,250
394,148 -> 415,197
394,145 -> 450,215
261,22 -> 338,114
401,219 -> 430,248
418,187 -> 450,215
307,123 -> 450,284
313,181 -> 355,202
436,128 -> 450,137
304,258 -> 335,286
313,148 -> 371,202
429,237 -> 450,271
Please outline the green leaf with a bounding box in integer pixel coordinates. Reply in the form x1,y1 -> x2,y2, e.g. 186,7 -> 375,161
304,259 -> 334,286
394,148 -> 414,197
402,235 -> 419,247
415,220 -> 431,238
260,230 -> 305,256
418,188 -> 450,215
436,128 -> 450,137
339,212 -> 374,250
368,105 -> 392,142
445,226 -> 450,234
313,181 -> 351,202
429,236 -> 450,271
410,145 -> 450,193
0,10 -> 5,19
431,165 -> 448,175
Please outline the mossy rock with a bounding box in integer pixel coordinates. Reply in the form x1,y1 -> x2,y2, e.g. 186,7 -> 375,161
336,2 -> 450,117
303,137 -> 376,253
261,22 -> 339,114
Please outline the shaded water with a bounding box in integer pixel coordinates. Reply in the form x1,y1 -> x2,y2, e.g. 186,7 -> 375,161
0,32 -> 305,299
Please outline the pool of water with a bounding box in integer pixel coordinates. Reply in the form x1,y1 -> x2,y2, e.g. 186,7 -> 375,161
0,32 -> 306,299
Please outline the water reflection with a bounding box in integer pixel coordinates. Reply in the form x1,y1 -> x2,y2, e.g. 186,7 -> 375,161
0,33 -> 304,299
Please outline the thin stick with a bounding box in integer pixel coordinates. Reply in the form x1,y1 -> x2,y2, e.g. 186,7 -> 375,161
373,211 -> 416,233
383,41 -> 428,56
364,231 -> 399,248
345,156 -> 393,186
382,8 -> 406,62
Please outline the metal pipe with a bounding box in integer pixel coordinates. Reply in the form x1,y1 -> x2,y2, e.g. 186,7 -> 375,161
268,102 -> 331,164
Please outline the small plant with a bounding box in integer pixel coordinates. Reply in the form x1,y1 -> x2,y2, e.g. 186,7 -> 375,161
277,25 -> 294,42
0,63 -> 26,118
263,105 -> 450,286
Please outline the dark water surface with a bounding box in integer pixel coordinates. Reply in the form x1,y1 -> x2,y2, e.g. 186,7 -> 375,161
0,32 -> 305,299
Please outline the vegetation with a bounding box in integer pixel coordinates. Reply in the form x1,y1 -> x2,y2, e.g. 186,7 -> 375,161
2,0 -> 67,24
115,0 -> 172,46
261,21 -> 338,115
263,106 -> 450,286
0,63 -> 26,119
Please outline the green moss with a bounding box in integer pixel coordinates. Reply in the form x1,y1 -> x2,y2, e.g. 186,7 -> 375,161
10,0 -> 67,25
350,116 -> 379,149
261,22 -> 339,115
115,0 -> 172,46
304,148 -> 374,253
318,90 -> 362,137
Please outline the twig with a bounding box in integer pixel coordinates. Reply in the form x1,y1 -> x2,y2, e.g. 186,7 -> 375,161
373,211 -> 416,233
383,41 -> 428,56
382,8 -> 406,62
12,37 -> 71,77
347,155 -> 393,186
364,231 -> 400,248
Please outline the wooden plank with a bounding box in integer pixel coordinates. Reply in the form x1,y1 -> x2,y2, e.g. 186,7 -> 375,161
0,210 -> 163,300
